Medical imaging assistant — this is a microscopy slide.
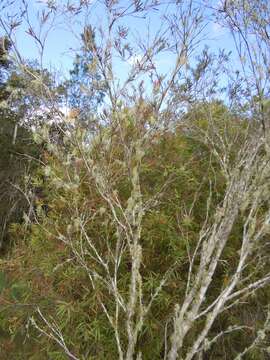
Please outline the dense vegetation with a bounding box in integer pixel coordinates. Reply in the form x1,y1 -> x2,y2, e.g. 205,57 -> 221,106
0,1 -> 270,359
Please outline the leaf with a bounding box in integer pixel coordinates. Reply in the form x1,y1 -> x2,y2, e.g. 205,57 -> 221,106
0,272 -> 6,294
10,283 -> 28,301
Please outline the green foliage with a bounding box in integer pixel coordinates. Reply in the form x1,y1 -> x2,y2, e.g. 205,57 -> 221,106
63,28 -> 105,125
0,38 -> 43,251
0,271 -> 6,293
0,102 -> 269,359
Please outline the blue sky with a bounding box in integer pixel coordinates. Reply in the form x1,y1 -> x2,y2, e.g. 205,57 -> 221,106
1,0 -> 237,88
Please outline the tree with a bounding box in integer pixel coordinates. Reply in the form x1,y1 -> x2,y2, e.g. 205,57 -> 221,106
216,0 -> 270,131
0,35 -> 27,249
0,38 -> 44,250
64,34 -> 105,124
0,1 -> 270,359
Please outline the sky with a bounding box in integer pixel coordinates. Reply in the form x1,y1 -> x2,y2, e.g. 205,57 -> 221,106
1,0 -> 237,91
